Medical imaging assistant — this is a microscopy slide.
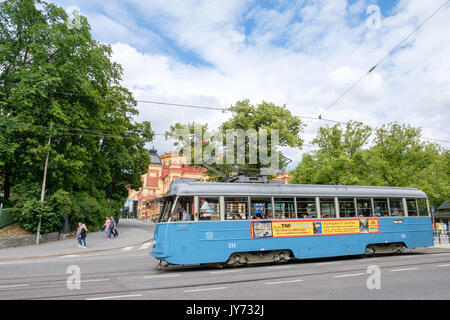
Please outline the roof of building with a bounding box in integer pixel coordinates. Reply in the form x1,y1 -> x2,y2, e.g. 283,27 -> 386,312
148,147 -> 162,165
437,200 -> 450,211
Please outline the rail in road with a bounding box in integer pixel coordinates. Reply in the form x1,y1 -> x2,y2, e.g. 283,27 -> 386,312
1,249 -> 450,300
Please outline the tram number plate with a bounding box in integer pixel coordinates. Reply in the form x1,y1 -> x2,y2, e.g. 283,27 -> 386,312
228,242 -> 237,249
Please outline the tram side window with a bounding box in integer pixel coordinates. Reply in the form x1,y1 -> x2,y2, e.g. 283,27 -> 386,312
373,198 -> 389,217
225,197 -> 248,220
250,197 -> 272,219
274,198 -> 296,219
389,198 -> 404,217
417,199 -> 429,216
172,196 -> 194,221
199,197 -> 220,221
320,198 -> 336,218
406,198 -> 418,216
356,198 -> 372,217
338,198 -> 356,217
296,198 -> 316,219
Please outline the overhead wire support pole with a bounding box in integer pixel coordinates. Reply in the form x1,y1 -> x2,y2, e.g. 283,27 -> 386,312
36,124 -> 53,245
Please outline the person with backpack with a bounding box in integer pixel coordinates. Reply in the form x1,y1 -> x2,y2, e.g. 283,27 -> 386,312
80,224 -> 87,248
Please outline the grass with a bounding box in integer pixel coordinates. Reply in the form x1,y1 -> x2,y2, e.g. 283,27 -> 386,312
0,223 -> 31,238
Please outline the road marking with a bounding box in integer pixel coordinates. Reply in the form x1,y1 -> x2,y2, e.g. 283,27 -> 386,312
143,274 -> 182,279
122,247 -> 134,251
82,278 -> 110,283
58,254 -> 80,259
0,284 -> 29,289
265,279 -> 304,285
139,242 -> 153,250
184,287 -> 228,293
265,265 -> 295,270
334,273 -> 366,278
210,270 -> 242,274
437,264 -> 450,267
389,267 -> 418,272
86,294 -> 142,300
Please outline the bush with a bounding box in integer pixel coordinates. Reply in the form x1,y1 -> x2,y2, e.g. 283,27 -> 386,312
13,189 -> 71,234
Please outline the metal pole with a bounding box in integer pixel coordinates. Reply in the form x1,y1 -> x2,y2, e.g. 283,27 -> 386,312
36,129 -> 52,245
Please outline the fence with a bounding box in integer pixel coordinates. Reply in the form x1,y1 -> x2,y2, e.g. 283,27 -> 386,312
0,208 -> 15,228
434,231 -> 450,245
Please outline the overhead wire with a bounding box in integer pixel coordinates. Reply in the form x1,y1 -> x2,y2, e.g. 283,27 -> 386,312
311,0 -> 450,121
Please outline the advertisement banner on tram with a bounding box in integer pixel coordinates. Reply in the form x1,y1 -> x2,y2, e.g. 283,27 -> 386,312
251,218 -> 379,239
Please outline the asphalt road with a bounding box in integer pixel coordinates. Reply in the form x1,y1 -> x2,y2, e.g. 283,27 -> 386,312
1,245 -> 449,301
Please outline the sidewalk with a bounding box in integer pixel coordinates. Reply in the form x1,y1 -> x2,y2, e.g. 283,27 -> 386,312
0,219 -> 155,261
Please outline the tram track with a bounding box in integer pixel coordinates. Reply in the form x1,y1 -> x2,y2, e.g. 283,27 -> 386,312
2,250 -> 450,300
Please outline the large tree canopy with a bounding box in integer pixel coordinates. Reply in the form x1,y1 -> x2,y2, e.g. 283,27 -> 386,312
0,0 -> 153,231
291,122 -> 449,207
165,99 -> 305,180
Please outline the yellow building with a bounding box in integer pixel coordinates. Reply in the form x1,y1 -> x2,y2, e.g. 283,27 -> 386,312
128,148 -> 207,221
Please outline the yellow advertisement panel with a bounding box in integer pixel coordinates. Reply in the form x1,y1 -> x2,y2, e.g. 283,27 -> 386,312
251,218 -> 379,239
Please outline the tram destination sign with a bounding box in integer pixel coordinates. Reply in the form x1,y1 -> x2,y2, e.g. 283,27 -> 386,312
251,218 -> 379,239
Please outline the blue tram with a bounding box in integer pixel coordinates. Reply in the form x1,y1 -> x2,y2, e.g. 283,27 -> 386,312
150,180 -> 433,269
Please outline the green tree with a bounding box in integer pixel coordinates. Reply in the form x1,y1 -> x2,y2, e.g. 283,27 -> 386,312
165,100 -> 305,180
291,121 -> 372,185
0,0 -> 153,231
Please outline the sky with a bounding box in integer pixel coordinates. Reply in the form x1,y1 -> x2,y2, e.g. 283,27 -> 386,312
53,0 -> 450,171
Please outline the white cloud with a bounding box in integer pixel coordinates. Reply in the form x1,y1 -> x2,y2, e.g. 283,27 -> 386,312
55,0 -> 450,166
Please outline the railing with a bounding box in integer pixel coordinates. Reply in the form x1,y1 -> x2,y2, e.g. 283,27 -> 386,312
434,231 -> 450,245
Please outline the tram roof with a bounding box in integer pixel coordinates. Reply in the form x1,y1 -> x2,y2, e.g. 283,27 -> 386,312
167,182 -> 427,198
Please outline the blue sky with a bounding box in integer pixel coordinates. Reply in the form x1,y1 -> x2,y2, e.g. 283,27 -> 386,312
53,0 -> 450,168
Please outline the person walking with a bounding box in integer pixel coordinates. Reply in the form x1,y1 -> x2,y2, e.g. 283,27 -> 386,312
76,223 -> 83,248
109,216 -> 117,238
103,217 -> 111,239
80,224 -> 87,248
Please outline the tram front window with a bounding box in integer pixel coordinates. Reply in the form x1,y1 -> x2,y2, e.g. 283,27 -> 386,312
158,197 -> 175,223
172,196 -> 194,221
406,198 -> 418,216
417,199 -> 429,216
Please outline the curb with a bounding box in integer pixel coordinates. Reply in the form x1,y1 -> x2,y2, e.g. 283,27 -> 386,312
0,237 -> 154,263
